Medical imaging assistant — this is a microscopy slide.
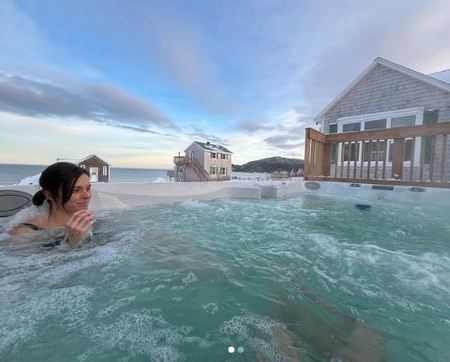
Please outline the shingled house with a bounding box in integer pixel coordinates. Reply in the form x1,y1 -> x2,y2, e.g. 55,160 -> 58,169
314,57 -> 450,181
57,154 -> 110,182
173,141 -> 232,182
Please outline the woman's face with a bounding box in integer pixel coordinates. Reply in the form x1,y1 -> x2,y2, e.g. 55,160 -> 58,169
64,174 -> 92,213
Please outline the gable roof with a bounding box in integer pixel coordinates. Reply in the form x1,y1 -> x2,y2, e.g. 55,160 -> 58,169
57,154 -> 109,165
315,57 -> 450,121
186,141 -> 232,154
428,69 -> 450,84
79,154 -> 109,165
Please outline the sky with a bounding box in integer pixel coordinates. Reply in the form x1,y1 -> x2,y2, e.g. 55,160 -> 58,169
1,0 -> 450,168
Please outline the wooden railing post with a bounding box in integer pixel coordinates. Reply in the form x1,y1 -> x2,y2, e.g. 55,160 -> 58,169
323,143 -> 331,176
392,138 -> 405,179
304,128 -> 311,179
304,122 -> 450,187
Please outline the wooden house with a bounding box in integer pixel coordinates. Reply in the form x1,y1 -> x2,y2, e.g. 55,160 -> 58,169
57,154 -> 110,183
173,141 -> 232,182
304,57 -> 450,187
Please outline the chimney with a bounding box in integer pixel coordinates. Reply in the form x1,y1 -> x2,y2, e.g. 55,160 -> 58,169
206,141 -> 210,145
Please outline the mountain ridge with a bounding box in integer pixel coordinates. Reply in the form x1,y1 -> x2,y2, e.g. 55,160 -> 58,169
232,156 -> 304,173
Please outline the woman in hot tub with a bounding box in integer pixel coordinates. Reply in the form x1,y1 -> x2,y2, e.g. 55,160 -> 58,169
9,162 -> 94,247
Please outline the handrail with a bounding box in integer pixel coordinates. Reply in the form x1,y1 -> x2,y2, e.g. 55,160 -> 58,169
325,123 -> 450,143
174,156 -> 209,181
304,122 -> 450,187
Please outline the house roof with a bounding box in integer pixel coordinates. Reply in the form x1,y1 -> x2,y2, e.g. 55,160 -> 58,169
187,141 -> 232,153
315,57 -> 450,121
79,154 -> 109,165
57,154 -> 109,165
428,69 -> 450,84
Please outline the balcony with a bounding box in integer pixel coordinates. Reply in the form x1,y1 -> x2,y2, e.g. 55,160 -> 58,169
174,156 -> 190,165
304,122 -> 450,188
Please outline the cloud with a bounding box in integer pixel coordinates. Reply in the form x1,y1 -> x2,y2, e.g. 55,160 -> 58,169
187,132 -> 229,145
113,2 -> 233,114
0,0 -> 52,60
264,134 -> 304,150
298,0 -> 450,118
0,72 -> 179,131
233,119 -> 275,132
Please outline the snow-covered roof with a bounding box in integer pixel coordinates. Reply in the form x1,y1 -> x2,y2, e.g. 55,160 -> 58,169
428,69 -> 450,84
315,57 -> 450,121
186,141 -> 232,154
57,154 -> 109,165
79,154 -> 109,164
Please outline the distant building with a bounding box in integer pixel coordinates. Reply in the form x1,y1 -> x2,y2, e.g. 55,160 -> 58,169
173,141 -> 232,182
57,154 -> 110,183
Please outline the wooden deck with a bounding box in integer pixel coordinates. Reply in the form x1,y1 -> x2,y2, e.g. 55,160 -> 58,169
304,122 -> 450,188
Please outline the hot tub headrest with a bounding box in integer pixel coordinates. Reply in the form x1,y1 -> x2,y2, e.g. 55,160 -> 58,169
0,190 -> 33,217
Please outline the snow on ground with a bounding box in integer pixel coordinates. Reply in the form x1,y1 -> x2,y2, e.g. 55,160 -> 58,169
16,173 -> 41,186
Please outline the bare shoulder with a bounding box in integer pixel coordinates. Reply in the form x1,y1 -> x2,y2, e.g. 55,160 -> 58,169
8,217 -> 46,237
9,225 -> 33,237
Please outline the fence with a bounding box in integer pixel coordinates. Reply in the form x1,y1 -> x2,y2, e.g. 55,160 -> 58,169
304,122 -> 450,188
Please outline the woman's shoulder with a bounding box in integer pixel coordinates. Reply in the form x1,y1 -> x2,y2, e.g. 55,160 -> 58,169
7,206 -> 49,236
16,222 -> 43,231
8,217 -> 45,236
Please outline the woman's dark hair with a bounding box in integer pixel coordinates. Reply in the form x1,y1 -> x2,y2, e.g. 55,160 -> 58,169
32,162 -> 90,209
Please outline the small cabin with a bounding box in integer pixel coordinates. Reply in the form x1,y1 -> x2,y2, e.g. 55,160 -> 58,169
57,154 -> 110,183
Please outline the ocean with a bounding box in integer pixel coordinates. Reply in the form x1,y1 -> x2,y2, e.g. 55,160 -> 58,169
0,164 -> 170,186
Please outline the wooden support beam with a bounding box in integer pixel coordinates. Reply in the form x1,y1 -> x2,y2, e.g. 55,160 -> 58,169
304,129 -> 311,176
409,137 -> 415,181
382,139 -> 387,179
392,138 -> 405,179
323,143 -> 331,176
441,135 -> 447,182
429,136 -> 436,182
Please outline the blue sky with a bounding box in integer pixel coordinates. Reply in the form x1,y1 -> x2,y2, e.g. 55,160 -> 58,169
1,0 -> 449,168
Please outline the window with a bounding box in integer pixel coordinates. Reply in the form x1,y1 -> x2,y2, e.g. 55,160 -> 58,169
329,124 -> 338,163
103,166 -> 108,175
388,139 -> 413,162
363,141 -> 387,162
211,152 -> 216,158
210,166 -> 217,175
336,107 -> 424,166
221,153 -> 226,159
342,122 -> 361,132
220,167 -> 226,175
365,119 -> 386,130
391,115 -> 415,128
343,143 -> 359,161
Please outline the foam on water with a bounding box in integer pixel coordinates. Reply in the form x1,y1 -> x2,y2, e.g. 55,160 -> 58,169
0,194 -> 449,361
178,199 -> 211,209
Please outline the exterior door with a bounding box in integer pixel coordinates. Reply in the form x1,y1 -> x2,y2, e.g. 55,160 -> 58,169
89,167 -> 98,182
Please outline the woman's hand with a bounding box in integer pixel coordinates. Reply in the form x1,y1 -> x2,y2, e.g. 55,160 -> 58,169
65,210 -> 95,247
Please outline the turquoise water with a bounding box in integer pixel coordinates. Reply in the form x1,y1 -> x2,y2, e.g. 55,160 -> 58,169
1,195 -> 449,361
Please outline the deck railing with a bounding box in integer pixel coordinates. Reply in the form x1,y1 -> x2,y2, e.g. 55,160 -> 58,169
304,122 -> 450,188
174,156 -> 210,181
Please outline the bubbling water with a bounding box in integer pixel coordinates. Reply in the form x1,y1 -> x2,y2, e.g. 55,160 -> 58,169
0,194 -> 449,361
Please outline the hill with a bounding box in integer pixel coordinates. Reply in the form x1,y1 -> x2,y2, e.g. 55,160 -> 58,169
232,157 -> 304,173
